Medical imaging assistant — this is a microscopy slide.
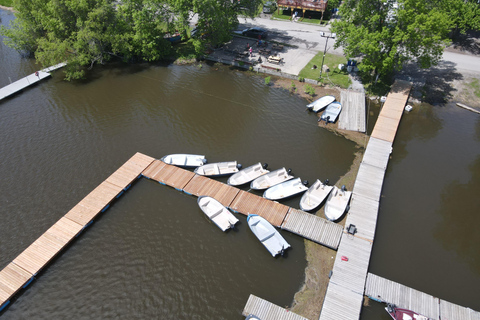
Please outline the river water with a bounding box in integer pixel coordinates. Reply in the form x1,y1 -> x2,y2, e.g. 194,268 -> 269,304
2,8 -> 480,320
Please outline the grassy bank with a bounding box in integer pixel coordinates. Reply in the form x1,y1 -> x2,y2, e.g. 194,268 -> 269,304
299,53 -> 351,89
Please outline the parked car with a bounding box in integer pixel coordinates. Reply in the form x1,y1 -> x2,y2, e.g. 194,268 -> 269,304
242,27 -> 268,39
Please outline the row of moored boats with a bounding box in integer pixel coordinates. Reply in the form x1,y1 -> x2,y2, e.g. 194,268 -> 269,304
160,153 -> 352,257
306,95 -> 342,123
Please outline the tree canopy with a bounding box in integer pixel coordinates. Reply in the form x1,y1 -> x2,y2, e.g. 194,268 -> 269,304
1,0 -> 262,80
331,0 -> 458,79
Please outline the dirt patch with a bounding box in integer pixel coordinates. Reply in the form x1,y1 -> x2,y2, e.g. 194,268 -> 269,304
0,5 -> 14,12
450,75 -> 480,110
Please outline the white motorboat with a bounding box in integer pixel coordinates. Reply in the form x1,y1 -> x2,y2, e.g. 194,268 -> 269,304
324,185 -> 352,221
247,214 -> 290,257
197,196 -> 239,231
250,167 -> 294,190
161,154 -> 207,168
319,101 -> 342,123
227,162 -> 269,186
263,178 -> 308,201
299,179 -> 333,211
194,161 -> 241,177
306,95 -> 336,112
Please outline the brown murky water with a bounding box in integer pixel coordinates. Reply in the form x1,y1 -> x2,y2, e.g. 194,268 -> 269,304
2,9 -> 480,319
0,9 -> 358,319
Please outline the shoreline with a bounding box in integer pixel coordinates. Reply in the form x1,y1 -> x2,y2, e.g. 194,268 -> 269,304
270,77 -> 367,319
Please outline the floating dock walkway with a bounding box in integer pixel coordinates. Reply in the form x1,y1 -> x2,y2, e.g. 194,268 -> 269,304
0,62 -> 66,101
320,80 -> 412,320
0,153 -> 342,312
242,294 -> 308,320
365,273 -> 480,320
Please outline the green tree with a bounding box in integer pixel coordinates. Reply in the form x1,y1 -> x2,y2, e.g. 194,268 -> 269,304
1,0 -> 263,80
332,0 -> 451,81
438,0 -> 480,36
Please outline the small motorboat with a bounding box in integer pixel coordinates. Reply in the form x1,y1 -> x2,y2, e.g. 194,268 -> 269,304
194,161 -> 241,177
324,185 -> 352,221
306,95 -> 336,112
386,303 -> 431,320
227,162 -> 269,186
247,214 -> 290,257
197,196 -> 239,231
299,179 -> 333,211
250,168 -> 294,190
161,154 -> 207,168
319,101 -> 342,123
263,178 -> 308,201
245,315 -> 261,320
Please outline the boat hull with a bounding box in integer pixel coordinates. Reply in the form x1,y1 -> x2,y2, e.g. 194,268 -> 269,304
306,95 -> 335,112
299,179 -> 333,211
197,196 -> 239,231
320,101 -> 342,123
161,154 -> 207,168
386,304 -> 430,320
250,168 -> 294,190
227,162 -> 269,186
194,161 -> 240,177
263,178 -> 308,201
324,186 -> 352,221
247,214 -> 290,257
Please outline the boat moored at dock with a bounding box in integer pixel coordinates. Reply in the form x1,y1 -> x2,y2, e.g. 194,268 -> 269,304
263,177 -> 308,201
194,161 -> 241,177
306,95 -> 336,112
250,168 -> 294,190
197,196 -> 239,231
161,154 -> 207,168
324,185 -> 352,221
227,163 -> 269,186
319,101 -> 342,123
247,214 -> 290,257
299,179 -> 333,212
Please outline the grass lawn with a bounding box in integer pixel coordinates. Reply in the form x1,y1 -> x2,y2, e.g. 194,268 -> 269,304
468,78 -> 480,98
0,0 -> 13,7
299,52 -> 351,88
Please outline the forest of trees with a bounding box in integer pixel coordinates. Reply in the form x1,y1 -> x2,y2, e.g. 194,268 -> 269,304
0,0 -> 263,80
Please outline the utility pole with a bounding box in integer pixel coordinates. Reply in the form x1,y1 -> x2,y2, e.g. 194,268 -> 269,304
319,32 -> 335,80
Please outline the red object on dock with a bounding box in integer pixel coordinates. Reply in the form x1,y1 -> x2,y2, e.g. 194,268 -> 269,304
341,256 -> 349,261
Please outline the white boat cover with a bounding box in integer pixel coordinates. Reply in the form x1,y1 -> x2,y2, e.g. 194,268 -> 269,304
161,154 -> 206,167
247,214 -> 290,257
306,95 -> 336,112
321,101 -> 342,123
263,177 -> 308,200
300,179 -> 333,211
250,168 -> 294,190
197,196 -> 239,231
324,186 -> 352,221
194,161 -> 239,177
227,162 -> 269,186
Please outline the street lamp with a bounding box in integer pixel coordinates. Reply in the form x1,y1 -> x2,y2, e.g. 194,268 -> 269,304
319,32 -> 336,80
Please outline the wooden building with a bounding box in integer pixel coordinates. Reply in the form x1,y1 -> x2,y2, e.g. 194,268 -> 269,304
277,0 -> 329,15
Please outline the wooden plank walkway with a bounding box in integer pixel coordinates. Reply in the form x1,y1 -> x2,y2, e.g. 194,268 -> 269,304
243,294 -> 309,320
366,273 -> 480,320
320,80 -> 412,320
281,209 -> 343,249
0,152 -> 154,312
0,62 -> 66,101
338,90 -> 366,132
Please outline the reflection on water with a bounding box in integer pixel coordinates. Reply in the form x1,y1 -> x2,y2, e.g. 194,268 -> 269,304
434,156 -> 480,275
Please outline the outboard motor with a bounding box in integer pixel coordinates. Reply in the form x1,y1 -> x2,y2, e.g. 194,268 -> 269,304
287,168 -> 292,175
237,163 -> 242,169
324,179 -> 329,185
341,185 -> 347,192
302,180 -> 309,186
326,115 -> 331,123
262,163 -> 268,169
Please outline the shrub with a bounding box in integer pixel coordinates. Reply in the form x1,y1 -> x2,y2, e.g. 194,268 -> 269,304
298,76 -> 305,82
265,76 -> 271,85
290,80 -> 296,93
304,84 -> 315,96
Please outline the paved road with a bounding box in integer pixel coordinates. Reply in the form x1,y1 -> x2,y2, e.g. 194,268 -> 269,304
241,16 -> 480,77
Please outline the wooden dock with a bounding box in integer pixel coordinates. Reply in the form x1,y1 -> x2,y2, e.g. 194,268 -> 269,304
0,152 -> 154,312
365,273 -> 480,320
0,62 -> 66,101
242,294 -> 309,320
320,80 -> 412,320
338,90 -> 366,133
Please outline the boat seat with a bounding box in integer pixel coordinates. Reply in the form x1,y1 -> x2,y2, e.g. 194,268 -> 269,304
260,232 -> 275,242
201,200 -> 210,207
315,183 -> 321,190
210,208 -> 223,219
